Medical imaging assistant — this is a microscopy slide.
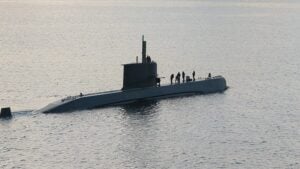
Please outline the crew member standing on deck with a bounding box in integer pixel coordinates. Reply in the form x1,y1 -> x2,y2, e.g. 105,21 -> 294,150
192,70 -> 195,81
177,72 -> 181,83
182,71 -> 185,82
170,74 -> 174,84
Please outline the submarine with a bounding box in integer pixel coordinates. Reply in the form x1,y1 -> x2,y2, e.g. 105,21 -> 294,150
38,36 -> 227,113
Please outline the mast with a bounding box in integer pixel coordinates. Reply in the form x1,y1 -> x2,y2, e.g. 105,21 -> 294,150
122,36 -> 157,90
142,35 -> 147,63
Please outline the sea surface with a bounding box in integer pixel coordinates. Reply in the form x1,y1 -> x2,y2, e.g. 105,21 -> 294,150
0,0 -> 299,168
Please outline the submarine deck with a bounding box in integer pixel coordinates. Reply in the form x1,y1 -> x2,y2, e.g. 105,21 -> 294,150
38,76 -> 227,113
79,76 -> 224,97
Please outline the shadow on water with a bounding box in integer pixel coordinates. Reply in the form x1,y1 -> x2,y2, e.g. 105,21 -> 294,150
120,100 -> 159,115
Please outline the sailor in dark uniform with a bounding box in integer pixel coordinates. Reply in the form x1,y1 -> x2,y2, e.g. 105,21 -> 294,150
170,74 -> 174,84
192,70 -> 195,81
146,56 -> 151,63
177,72 -> 181,83
182,71 -> 185,82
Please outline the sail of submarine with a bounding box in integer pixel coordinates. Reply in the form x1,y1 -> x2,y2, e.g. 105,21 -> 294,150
38,36 -> 227,113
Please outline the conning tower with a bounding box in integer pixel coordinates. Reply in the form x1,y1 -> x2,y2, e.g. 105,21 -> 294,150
122,36 -> 157,90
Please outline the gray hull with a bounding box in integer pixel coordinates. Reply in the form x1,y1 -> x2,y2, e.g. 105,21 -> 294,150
38,76 -> 227,113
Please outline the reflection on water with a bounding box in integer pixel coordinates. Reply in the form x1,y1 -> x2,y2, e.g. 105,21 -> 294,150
117,100 -> 161,169
120,100 -> 159,115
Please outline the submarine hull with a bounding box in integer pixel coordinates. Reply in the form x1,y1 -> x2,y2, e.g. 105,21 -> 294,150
38,76 -> 227,113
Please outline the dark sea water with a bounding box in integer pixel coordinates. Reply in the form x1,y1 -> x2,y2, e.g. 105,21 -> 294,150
1,0 -> 299,168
